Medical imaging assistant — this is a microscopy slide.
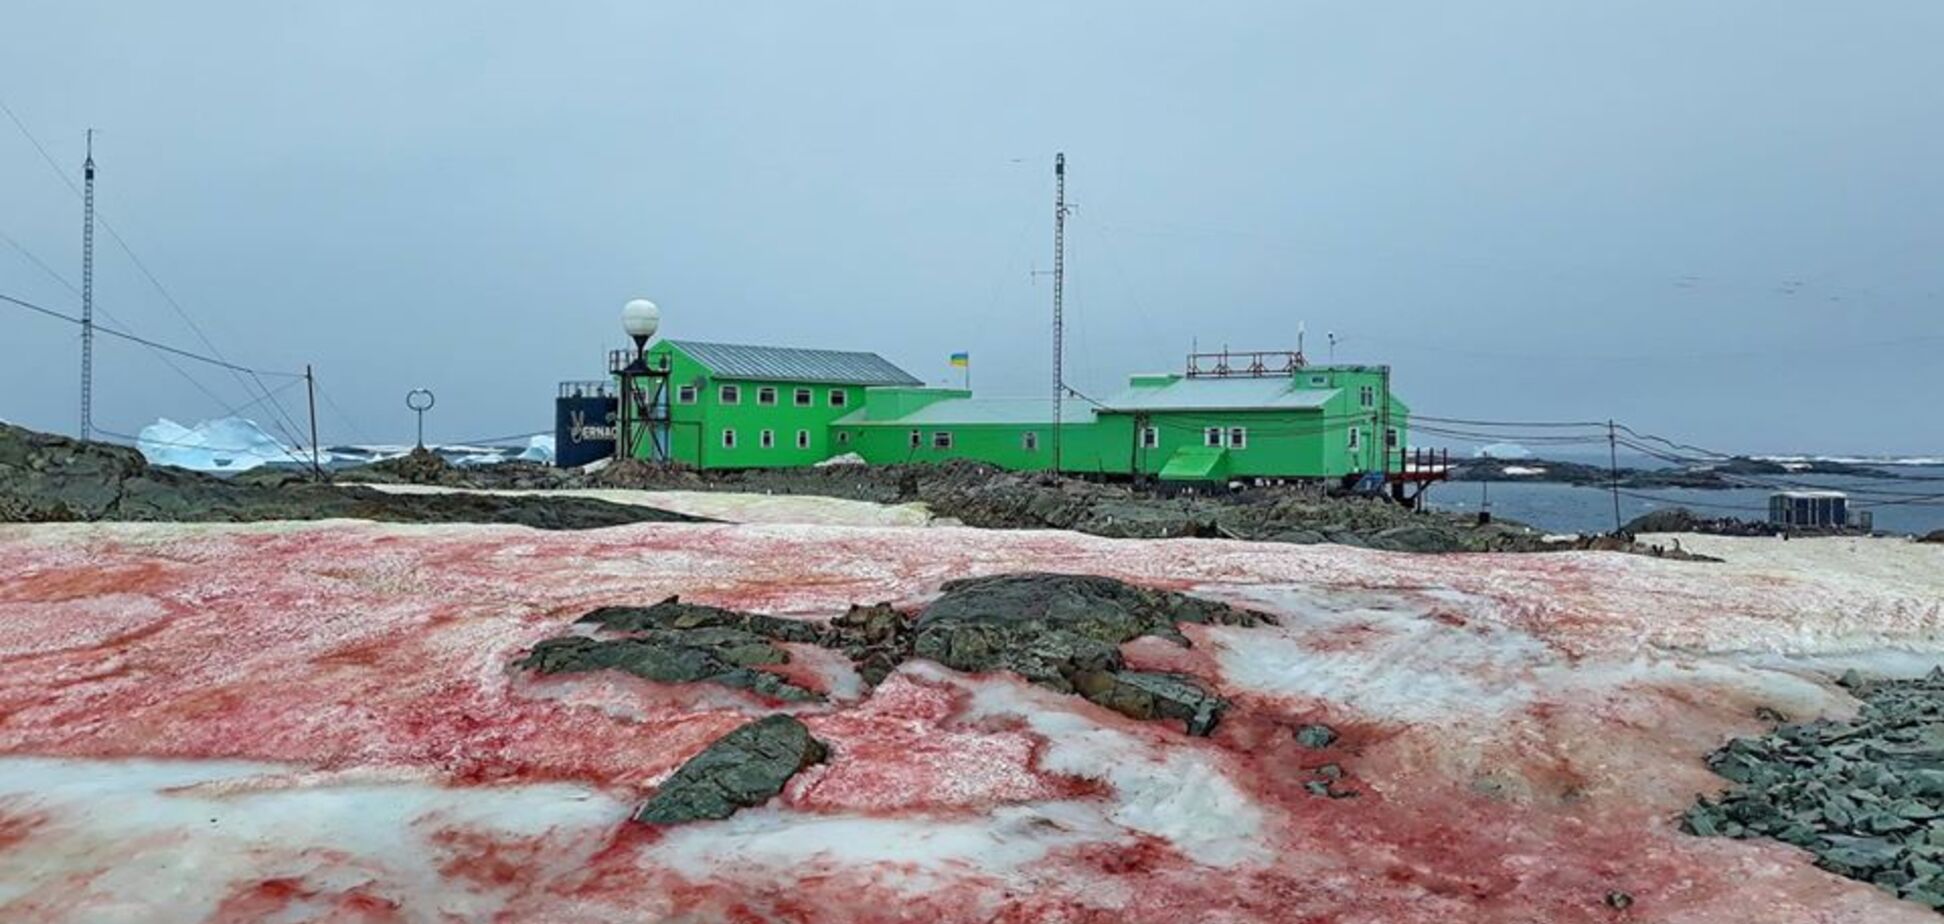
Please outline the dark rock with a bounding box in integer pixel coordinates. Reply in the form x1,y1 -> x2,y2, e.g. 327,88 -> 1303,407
1683,668 -> 1944,914
0,421 -> 704,530
1922,530 -> 1944,545
633,715 -> 827,825
1604,891 -> 1634,911
1295,724 -> 1339,749
911,573 -> 1272,734
517,635 -> 821,703
580,597 -> 823,645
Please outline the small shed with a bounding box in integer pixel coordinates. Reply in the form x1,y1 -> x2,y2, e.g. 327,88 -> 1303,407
1768,491 -> 1849,528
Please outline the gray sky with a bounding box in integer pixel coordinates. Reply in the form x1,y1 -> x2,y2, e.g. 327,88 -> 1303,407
3,2 -> 1940,454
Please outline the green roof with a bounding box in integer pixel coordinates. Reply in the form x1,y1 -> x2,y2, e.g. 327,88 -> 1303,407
1159,445 -> 1230,481
668,339 -> 921,386
837,397 -> 1097,427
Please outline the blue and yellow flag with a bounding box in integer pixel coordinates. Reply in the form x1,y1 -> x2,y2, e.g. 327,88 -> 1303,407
949,352 -> 969,368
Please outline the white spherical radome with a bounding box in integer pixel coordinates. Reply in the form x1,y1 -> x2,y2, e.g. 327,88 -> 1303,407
621,298 -> 661,339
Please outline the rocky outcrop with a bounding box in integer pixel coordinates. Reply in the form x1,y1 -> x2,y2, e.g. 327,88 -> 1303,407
1682,670 -> 1944,912
1921,530 -> 1944,545
633,715 -> 828,825
911,573 -> 1274,734
518,574 -> 1268,735
0,422 -> 702,530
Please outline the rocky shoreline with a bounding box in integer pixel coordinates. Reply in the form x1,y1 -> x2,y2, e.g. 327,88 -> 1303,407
0,422 -> 701,530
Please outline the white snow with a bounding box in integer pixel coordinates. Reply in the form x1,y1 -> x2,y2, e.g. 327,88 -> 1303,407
136,417 -> 311,472
814,452 -> 867,467
1500,465 -> 1547,476
0,756 -> 624,921
1474,442 -> 1531,459
952,668 -> 1268,867
647,802 -> 1117,892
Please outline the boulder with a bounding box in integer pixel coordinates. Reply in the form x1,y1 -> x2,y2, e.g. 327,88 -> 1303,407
633,715 -> 828,824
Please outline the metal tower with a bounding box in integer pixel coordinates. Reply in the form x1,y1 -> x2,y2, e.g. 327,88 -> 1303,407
1051,152 -> 1069,473
80,130 -> 96,441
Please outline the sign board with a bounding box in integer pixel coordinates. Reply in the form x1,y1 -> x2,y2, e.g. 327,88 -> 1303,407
554,395 -> 618,468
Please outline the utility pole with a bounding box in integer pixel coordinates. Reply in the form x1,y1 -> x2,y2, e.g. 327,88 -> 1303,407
305,365 -> 321,481
1608,419 -> 1623,534
80,130 -> 96,441
1051,152 -> 1069,474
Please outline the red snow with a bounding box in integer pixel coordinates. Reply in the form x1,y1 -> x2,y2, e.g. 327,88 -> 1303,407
0,520 -> 1931,922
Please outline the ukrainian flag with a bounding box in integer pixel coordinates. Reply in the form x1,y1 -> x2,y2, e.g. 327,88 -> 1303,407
949,352 -> 969,368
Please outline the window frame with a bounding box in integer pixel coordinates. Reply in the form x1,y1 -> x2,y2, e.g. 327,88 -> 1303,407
795,429 -> 811,450
722,428 -> 738,449
909,429 -> 922,448
838,431 -> 852,446
1022,431 -> 1039,451
1204,427 -> 1223,448
1359,385 -> 1376,408
1141,426 -> 1159,449
932,431 -> 954,450
1347,427 -> 1361,450
759,428 -> 775,449
1228,426 -> 1247,450
1385,427 -> 1399,449
719,384 -> 741,405
828,389 -> 849,408
676,384 -> 697,405
793,387 -> 813,407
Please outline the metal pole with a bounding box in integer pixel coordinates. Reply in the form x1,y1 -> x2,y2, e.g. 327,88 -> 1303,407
80,130 -> 96,440
1608,419 -> 1623,534
1052,152 -> 1068,474
305,364 -> 321,480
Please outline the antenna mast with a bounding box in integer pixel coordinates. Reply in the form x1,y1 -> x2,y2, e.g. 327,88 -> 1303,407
1051,152 -> 1068,473
80,130 -> 96,441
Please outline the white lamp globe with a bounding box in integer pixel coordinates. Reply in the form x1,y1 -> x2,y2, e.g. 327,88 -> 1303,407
621,298 -> 661,340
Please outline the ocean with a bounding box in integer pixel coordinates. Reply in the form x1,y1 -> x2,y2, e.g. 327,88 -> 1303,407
1424,454 -> 1944,537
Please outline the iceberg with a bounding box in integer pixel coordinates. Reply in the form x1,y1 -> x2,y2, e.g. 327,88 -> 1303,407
516,435 -> 555,464
1474,442 -> 1532,459
136,417 -> 314,472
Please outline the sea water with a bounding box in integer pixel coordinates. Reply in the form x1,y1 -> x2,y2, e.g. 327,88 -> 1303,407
1426,459 -> 1944,537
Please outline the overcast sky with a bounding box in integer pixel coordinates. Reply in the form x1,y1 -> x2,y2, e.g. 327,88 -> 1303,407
2,2 -> 1939,454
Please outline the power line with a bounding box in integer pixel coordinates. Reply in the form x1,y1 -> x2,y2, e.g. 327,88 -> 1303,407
2,292 -> 302,378
2,100 -> 312,452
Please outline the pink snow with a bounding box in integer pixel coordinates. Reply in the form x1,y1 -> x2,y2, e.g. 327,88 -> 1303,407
0,520 -> 1938,922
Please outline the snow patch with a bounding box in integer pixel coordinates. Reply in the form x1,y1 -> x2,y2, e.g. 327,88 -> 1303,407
1474,442 -> 1531,459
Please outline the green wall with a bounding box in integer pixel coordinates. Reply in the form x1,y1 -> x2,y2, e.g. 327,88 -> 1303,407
618,346 -> 1413,481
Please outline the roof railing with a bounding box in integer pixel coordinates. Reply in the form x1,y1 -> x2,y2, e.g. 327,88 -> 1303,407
1184,349 -> 1305,378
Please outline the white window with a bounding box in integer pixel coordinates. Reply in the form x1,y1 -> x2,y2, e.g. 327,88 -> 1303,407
829,389 -> 848,407
1141,426 -> 1159,449
1347,427 -> 1361,450
796,429 -> 811,449
909,429 -> 922,448
722,428 -> 738,448
1022,431 -> 1039,451
933,431 -> 954,449
794,387 -> 813,407
838,431 -> 852,445
1385,427 -> 1399,449
757,386 -> 778,406
677,384 -> 697,404
719,384 -> 741,405
760,429 -> 775,449
1228,427 -> 1247,450
1359,385 -> 1376,408
1204,427 -> 1223,448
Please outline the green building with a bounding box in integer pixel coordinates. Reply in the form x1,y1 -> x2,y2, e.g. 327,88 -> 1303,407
615,340 -> 1415,484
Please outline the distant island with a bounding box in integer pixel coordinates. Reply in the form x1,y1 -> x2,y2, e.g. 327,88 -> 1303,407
1448,455 -> 1901,490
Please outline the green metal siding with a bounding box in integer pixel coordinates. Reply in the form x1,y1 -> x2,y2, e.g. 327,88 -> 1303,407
619,343 -> 1413,481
